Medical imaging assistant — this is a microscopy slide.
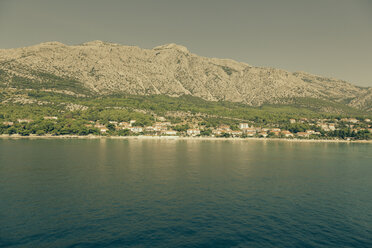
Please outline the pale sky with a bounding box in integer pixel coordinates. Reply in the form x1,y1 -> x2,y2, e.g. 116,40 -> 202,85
0,0 -> 371,86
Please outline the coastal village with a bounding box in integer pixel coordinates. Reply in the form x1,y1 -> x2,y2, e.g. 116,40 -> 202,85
91,117 -> 372,139
3,116 -> 370,140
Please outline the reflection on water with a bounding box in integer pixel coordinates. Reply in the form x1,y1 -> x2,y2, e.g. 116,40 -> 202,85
0,139 -> 371,247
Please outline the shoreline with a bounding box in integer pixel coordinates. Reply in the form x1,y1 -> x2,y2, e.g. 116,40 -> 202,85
1,134 -> 371,143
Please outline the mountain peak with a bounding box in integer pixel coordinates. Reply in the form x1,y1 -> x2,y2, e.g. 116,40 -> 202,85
38,41 -> 66,47
153,43 -> 189,53
80,40 -> 118,47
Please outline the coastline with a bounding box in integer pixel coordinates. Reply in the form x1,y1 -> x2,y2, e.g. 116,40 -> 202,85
1,134 -> 371,143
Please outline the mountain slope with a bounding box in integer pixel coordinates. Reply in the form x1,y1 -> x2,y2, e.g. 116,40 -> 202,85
0,41 -> 371,112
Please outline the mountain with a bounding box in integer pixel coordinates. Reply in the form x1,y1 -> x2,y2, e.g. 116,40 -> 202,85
0,40 -> 371,112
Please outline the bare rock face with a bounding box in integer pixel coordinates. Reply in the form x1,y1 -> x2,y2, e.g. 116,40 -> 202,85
0,41 -> 371,110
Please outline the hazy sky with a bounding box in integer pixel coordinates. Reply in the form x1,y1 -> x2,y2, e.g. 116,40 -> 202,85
0,0 -> 371,86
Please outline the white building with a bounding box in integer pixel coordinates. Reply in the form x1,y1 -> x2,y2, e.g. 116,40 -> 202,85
44,116 -> 58,120
130,127 -> 143,133
161,130 -> 177,136
17,119 -> 33,123
94,124 -> 108,133
230,130 -> 242,137
319,124 -> 330,131
349,118 -> 359,123
109,121 -> 118,125
239,123 -> 250,129
187,129 -> 200,136
2,121 -> 14,126
243,128 -> 256,136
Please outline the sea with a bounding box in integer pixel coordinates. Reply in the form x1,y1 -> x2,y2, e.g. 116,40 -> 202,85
0,138 -> 371,247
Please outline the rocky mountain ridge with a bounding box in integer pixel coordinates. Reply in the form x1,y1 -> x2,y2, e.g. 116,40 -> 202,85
0,41 -> 371,112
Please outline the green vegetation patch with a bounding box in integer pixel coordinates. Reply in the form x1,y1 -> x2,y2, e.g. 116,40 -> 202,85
221,66 -> 236,76
7,70 -> 92,95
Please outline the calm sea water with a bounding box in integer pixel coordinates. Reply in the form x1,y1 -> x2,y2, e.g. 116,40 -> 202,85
0,139 -> 371,247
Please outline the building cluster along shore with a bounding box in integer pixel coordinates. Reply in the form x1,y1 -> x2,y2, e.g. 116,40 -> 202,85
93,117 -> 372,140
2,116 -> 371,141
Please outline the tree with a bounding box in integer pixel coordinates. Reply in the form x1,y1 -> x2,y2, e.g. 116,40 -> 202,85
7,127 -> 17,135
267,132 -> 276,138
18,128 -> 31,136
221,132 -> 230,138
200,129 -> 212,136
36,130 -> 46,136
174,124 -> 189,132
107,123 -> 116,132
117,129 -> 130,136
